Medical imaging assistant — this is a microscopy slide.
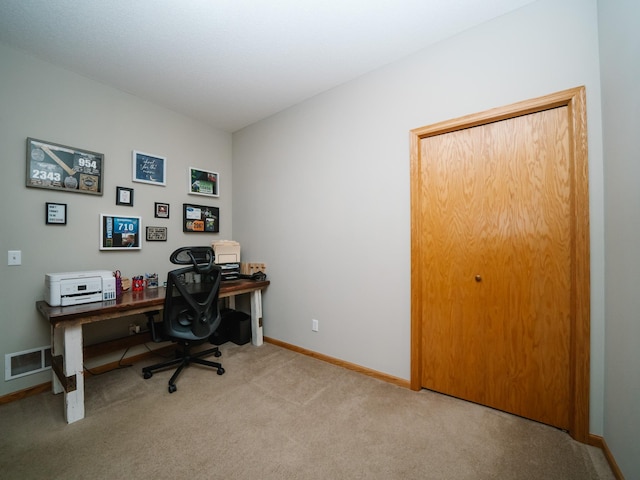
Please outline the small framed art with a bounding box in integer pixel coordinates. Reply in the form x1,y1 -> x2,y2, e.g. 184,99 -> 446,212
116,186 -> 134,206
46,202 -> 67,225
188,167 -> 219,197
146,226 -> 168,241
133,150 -> 166,186
154,202 -> 170,218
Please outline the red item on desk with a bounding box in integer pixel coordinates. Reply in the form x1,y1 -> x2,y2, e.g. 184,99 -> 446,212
132,276 -> 144,291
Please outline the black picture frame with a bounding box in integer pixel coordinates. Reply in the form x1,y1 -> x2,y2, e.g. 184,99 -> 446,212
116,186 -> 134,206
46,202 -> 67,225
26,138 -> 104,195
183,203 -> 219,233
146,226 -> 168,241
154,202 -> 170,218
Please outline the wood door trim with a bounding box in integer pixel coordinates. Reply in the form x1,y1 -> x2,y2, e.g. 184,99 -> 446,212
409,86 -> 590,442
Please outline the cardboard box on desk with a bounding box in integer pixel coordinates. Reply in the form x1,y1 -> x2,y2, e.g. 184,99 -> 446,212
212,240 -> 241,280
212,240 -> 240,264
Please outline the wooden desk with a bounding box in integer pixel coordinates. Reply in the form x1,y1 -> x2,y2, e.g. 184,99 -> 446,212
36,279 -> 269,423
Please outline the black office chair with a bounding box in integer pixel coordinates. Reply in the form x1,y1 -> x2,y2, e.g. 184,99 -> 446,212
142,246 -> 225,393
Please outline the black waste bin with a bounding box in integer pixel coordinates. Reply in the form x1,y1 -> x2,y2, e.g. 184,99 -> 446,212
210,308 -> 251,345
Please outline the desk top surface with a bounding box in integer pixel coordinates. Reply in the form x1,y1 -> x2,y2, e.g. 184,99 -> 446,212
37,279 -> 269,325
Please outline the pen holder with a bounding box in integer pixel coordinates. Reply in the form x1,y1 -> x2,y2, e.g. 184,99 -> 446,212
145,273 -> 159,289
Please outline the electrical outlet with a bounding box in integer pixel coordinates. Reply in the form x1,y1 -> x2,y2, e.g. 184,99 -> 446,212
129,324 -> 140,335
312,319 -> 319,332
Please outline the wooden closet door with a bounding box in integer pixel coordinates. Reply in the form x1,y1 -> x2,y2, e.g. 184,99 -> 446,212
416,106 -> 573,429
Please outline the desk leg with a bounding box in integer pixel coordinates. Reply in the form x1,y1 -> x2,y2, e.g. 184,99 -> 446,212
51,325 -> 63,395
52,324 -> 85,423
250,289 -> 263,346
227,296 -> 236,310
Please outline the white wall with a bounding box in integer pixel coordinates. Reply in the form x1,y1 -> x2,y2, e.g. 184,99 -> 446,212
0,43 -> 231,396
598,0 -> 640,477
233,0 -> 606,434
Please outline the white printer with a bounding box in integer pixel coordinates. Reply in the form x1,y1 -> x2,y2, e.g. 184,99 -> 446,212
45,270 -> 117,306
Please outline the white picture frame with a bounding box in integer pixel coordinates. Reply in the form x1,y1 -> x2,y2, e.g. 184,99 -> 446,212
99,214 -> 142,250
188,166 -> 219,197
132,150 -> 166,186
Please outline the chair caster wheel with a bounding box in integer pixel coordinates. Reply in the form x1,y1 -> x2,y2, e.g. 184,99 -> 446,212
214,350 -> 222,357
217,368 -> 225,375
143,371 -> 152,379
168,384 -> 177,393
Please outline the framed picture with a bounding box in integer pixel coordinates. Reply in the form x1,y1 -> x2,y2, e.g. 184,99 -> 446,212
154,202 -> 170,218
188,167 -> 219,197
46,202 -> 67,225
26,138 -> 103,195
116,186 -> 134,206
146,226 -> 168,241
100,214 -> 142,250
183,203 -> 219,233
132,150 -> 166,186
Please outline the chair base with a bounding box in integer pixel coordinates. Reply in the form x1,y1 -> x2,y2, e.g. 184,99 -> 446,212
142,343 -> 225,393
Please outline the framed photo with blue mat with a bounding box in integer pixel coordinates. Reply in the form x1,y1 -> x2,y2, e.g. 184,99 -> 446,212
133,150 -> 166,186
100,214 -> 142,250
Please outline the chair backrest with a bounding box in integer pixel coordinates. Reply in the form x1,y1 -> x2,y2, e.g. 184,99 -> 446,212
163,246 -> 222,342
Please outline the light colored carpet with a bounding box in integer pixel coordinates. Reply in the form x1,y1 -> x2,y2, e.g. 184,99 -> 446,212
0,342 -> 615,479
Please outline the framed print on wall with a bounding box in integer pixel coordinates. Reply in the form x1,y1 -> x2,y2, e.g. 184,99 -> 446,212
99,214 -> 142,250
154,202 -> 170,218
132,150 -> 166,186
183,203 -> 219,233
188,167 -> 219,197
26,138 -> 103,195
146,226 -> 168,241
116,186 -> 134,206
46,202 -> 67,225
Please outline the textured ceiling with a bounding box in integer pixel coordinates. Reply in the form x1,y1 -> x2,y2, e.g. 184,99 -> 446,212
0,0 -> 536,132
